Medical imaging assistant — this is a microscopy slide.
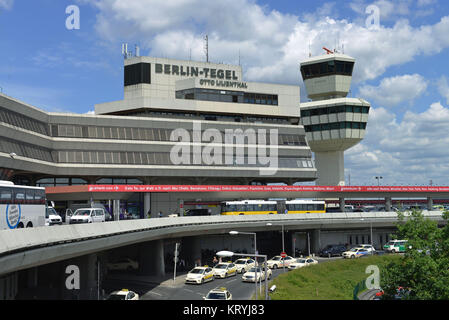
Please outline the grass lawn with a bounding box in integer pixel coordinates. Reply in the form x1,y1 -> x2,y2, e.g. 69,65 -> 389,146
269,254 -> 401,300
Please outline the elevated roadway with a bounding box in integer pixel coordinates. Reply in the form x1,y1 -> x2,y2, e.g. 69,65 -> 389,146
0,211 -> 446,276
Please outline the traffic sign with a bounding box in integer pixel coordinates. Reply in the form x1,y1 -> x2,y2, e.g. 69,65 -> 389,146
280,252 -> 287,258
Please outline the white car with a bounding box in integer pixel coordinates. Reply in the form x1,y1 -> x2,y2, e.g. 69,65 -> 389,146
213,262 -> 237,279
342,247 -> 369,259
242,267 -> 272,283
267,255 -> 295,269
107,258 -> 139,271
203,287 -> 233,300
288,258 -> 318,270
45,206 -> 62,226
69,208 -> 106,224
185,266 -> 214,284
359,244 -> 376,254
233,258 -> 257,274
106,289 -> 139,300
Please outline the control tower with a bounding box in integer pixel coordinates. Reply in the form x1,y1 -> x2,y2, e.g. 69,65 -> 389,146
299,48 -> 370,186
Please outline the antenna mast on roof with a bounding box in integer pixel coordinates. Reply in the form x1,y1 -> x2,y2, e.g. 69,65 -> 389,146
204,35 -> 209,63
121,43 -> 130,59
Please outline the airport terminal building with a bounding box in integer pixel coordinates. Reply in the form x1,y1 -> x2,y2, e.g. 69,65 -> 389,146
0,50 -> 370,215
0,55 -> 319,214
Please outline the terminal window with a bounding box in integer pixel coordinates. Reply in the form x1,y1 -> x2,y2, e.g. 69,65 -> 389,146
300,61 -> 355,80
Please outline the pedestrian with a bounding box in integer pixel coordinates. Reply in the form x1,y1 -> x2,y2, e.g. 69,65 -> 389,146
212,256 -> 218,266
147,210 -> 151,218
159,211 -> 163,218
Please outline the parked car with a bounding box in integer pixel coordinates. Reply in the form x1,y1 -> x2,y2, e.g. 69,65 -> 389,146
106,289 -> 139,300
203,287 -> 232,300
319,244 -> 347,257
69,208 -> 106,224
383,240 -> 408,253
242,267 -> 272,282
233,258 -> 257,274
266,256 -> 294,269
107,258 -> 139,271
342,247 -> 369,259
212,262 -> 237,279
288,257 -> 318,270
359,244 -> 376,254
185,266 -> 214,284
45,206 -> 62,226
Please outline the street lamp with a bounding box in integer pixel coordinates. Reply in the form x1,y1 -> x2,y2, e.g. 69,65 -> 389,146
375,176 -> 383,186
217,250 -> 269,300
266,223 -> 286,273
229,231 -> 258,299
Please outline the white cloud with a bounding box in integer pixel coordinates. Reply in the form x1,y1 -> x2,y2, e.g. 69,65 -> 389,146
346,102 -> 449,185
437,76 -> 449,105
83,0 -> 449,87
0,0 -> 13,9
417,0 -> 437,7
358,74 -> 428,108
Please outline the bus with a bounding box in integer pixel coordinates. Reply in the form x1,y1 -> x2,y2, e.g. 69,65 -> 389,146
220,199 -> 326,215
0,180 -> 46,230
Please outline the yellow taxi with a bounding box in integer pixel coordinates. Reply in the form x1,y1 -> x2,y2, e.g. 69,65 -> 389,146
212,262 -> 238,279
106,289 -> 139,300
233,257 -> 257,274
185,266 -> 215,284
203,287 -> 233,300
242,266 -> 272,283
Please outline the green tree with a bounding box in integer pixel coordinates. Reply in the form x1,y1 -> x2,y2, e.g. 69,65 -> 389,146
380,210 -> 449,299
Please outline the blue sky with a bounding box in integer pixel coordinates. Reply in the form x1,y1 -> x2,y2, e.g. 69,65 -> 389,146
1,0 -> 449,185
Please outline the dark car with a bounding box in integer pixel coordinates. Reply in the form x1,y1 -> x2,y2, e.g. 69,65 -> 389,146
319,244 -> 347,257
184,209 -> 211,216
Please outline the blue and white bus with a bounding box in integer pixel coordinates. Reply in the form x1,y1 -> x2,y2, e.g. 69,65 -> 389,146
0,180 -> 46,229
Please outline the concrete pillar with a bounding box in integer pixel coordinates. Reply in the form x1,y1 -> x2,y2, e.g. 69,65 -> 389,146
311,229 -> 321,255
181,236 -> 202,269
385,197 -> 392,212
27,267 -> 38,288
144,192 -> 151,218
0,273 -> 18,300
113,199 -> 120,221
427,197 -> 433,211
315,151 -> 345,186
139,240 -> 165,277
62,254 -> 99,300
339,198 -> 345,212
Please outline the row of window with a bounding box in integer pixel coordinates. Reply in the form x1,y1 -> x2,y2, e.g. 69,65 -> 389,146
52,124 -> 307,146
300,60 -> 354,80
0,138 -> 54,162
300,105 -> 370,117
0,106 -> 49,136
286,203 -> 325,211
0,134 -> 309,165
121,110 -> 291,125
243,93 -> 278,105
176,89 -> 279,106
304,122 -> 367,132
0,187 -> 46,204
56,150 -> 314,168
0,106 -> 293,140
222,204 -> 277,212
35,177 -> 144,187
